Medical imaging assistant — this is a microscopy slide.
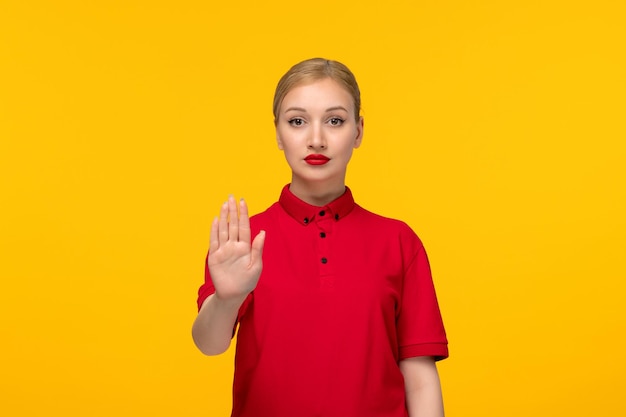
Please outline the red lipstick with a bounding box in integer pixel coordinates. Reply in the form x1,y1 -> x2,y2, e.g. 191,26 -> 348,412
304,154 -> 330,165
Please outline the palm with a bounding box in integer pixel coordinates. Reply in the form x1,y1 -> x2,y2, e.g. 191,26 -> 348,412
208,196 -> 265,300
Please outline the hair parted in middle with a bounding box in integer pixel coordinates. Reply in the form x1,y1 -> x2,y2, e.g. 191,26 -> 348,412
273,58 -> 361,123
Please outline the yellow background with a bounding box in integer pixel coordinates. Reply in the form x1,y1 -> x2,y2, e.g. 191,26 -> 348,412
1,1 -> 625,415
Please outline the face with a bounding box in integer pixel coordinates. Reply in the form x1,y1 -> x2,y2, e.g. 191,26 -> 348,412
275,77 -> 364,189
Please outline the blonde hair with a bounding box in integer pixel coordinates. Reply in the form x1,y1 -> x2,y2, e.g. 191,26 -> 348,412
273,58 -> 361,123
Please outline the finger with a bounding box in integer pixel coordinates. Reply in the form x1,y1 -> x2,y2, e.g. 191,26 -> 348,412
209,216 -> 219,253
218,201 -> 229,246
227,194 -> 239,241
250,230 -> 266,265
238,198 -> 251,244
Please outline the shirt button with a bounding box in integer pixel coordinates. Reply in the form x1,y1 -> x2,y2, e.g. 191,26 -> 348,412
320,232 -> 326,238
319,210 -> 325,216
321,257 -> 328,264
334,214 -> 339,220
303,217 -> 309,224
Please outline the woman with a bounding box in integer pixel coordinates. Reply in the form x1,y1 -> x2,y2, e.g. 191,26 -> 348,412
192,58 -> 448,417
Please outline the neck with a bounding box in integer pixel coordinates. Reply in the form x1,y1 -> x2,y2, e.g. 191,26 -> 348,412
289,177 -> 346,206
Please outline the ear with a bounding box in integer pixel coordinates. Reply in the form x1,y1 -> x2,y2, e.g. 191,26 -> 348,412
353,116 -> 364,149
274,118 -> 285,150
276,129 -> 284,150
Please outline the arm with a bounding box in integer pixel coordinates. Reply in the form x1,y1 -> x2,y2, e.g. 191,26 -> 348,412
399,356 -> 445,417
192,293 -> 246,355
192,195 -> 265,355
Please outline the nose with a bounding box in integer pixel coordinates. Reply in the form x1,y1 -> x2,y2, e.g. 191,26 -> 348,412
307,123 -> 326,150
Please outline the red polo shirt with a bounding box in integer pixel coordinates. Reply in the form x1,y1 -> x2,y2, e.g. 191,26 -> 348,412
197,185 -> 448,417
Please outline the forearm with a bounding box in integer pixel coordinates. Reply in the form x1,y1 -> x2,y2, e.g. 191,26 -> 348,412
191,293 -> 246,355
400,356 -> 445,417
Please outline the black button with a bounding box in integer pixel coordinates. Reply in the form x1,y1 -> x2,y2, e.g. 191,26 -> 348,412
303,217 -> 309,224
319,210 -> 325,216
321,257 -> 328,264
320,232 -> 326,238
334,214 -> 339,220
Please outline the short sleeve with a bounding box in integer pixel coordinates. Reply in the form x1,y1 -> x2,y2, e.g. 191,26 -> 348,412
196,254 -> 216,311
397,241 -> 448,361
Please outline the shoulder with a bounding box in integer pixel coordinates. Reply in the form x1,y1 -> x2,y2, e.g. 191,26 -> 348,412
249,202 -> 282,229
345,205 -> 429,276
351,205 -> 426,259
354,205 -> 421,238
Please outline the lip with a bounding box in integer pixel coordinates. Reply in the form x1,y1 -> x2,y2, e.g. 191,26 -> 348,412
304,154 -> 330,165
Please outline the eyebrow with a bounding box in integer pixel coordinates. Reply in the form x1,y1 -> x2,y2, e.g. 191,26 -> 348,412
325,106 -> 349,113
284,107 -> 307,113
284,106 -> 349,113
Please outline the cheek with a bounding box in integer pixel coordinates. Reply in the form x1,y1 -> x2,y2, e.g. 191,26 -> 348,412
280,142 -> 300,160
341,136 -> 357,153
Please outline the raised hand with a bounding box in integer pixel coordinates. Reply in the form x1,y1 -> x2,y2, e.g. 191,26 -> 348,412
208,195 -> 265,302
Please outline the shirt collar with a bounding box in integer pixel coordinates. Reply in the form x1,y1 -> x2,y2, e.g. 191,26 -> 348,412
278,184 -> 356,226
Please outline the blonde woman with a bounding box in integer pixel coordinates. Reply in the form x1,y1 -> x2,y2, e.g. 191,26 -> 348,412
193,58 -> 448,417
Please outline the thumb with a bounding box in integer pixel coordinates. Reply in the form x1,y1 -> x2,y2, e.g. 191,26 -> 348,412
250,230 -> 266,262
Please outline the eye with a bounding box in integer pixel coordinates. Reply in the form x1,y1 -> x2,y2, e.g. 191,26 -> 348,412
328,117 -> 345,126
288,118 -> 305,126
